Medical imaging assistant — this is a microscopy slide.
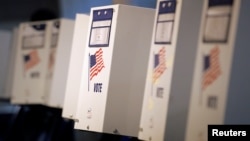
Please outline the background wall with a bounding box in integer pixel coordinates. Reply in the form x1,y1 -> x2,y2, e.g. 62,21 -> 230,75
60,0 -> 156,19
225,0 -> 250,124
0,0 -> 60,30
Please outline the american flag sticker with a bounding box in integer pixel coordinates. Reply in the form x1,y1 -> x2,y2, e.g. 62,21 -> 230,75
153,47 -> 167,83
23,50 -> 40,73
202,46 -> 221,90
89,48 -> 105,81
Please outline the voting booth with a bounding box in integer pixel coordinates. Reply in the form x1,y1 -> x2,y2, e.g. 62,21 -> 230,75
185,0 -> 241,141
74,4 -> 155,137
62,14 -> 89,120
11,18 -> 74,108
138,0 -> 241,141
11,20 -> 49,104
138,0 -> 182,141
44,19 -> 75,108
0,30 -> 12,99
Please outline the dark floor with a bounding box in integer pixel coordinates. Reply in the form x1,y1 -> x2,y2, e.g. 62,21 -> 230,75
0,100 -> 141,141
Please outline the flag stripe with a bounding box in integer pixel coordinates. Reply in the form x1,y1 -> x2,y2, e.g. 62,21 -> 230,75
90,48 -> 105,80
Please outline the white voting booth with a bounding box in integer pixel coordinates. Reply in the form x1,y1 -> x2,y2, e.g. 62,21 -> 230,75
45,19 -> 75,108
139,0 -> 182,141
11,19 -> 74,108
62,14 -> 89,120
0,30 -> 12,99
138,0 -> 241,141
185,0 -> 240,141
11,20 -> 48,104
74,4 -> 155,137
